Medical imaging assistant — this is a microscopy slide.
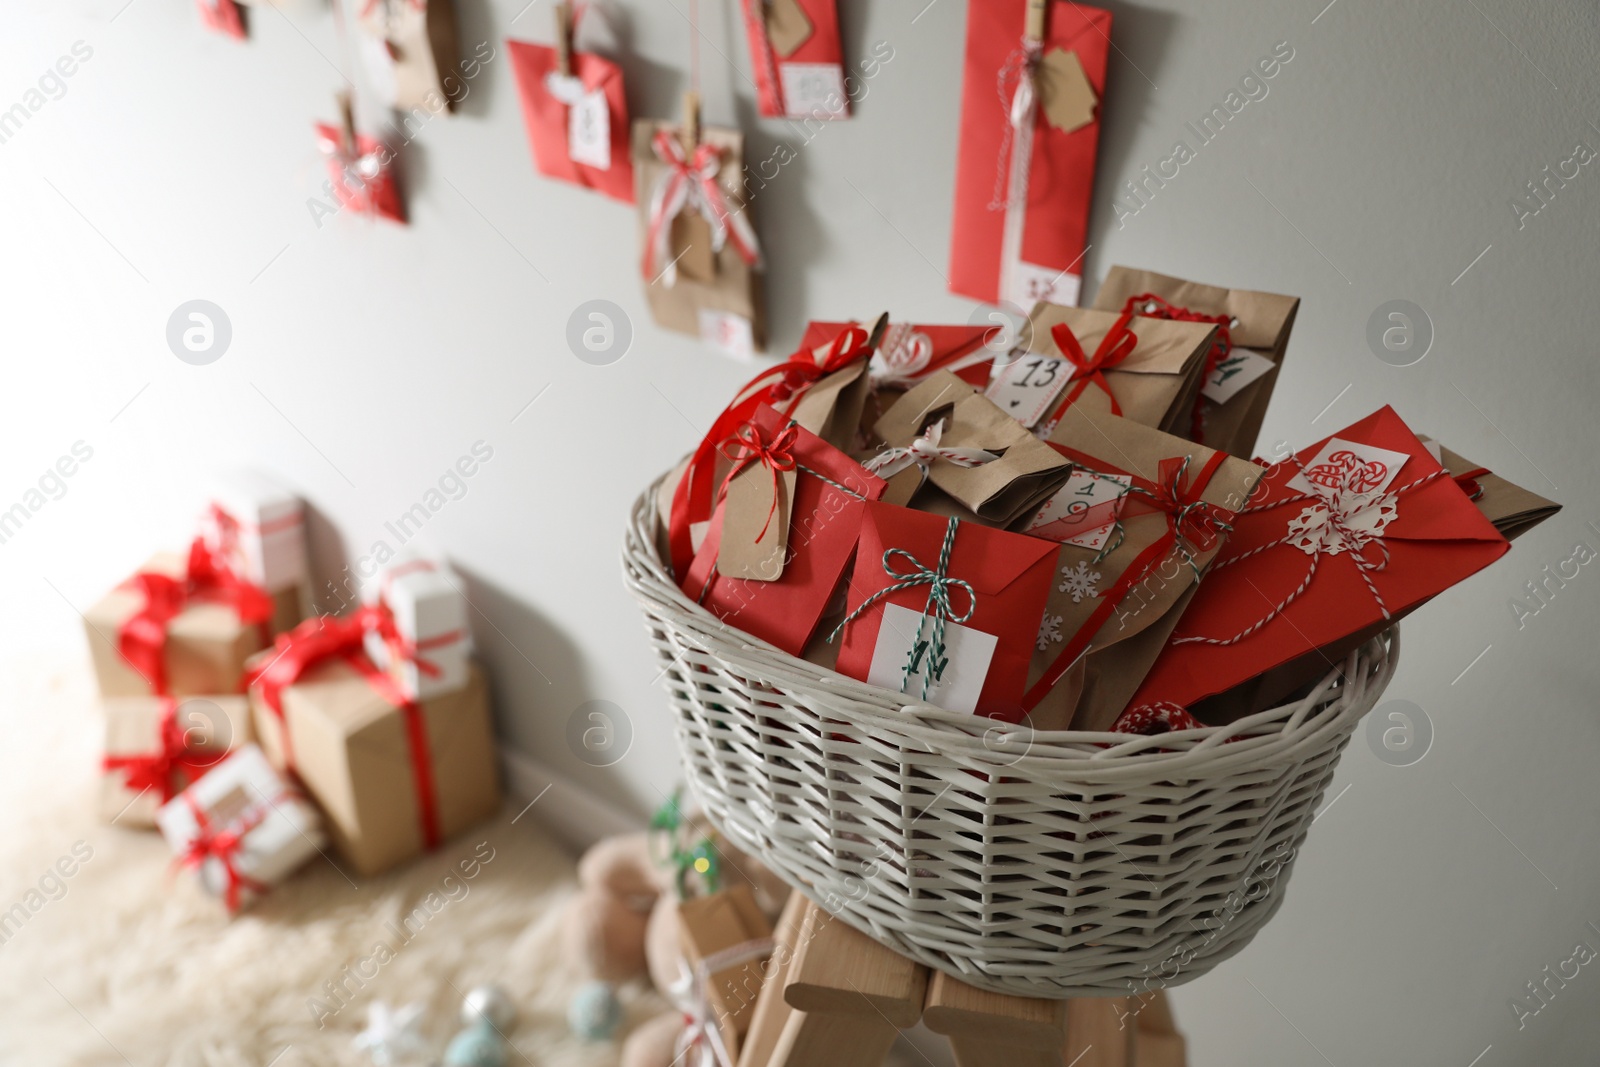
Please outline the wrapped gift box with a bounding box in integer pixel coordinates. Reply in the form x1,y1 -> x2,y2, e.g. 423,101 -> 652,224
204,468 -> 309,636
364,555 -> 472,702
356,0 -> 461,114
157,744 -> 324,912
101,694 -> 253,827
249,620 -> 500,877
676,885 -> 774,1061
85,550 -> 271,698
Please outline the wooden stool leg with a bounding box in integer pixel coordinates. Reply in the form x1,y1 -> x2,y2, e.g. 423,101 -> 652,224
1062,997 -> 1135,1067
1129,990 -> 1186,1067
738,896 -> 926,1067
922,970 -> 1072,1067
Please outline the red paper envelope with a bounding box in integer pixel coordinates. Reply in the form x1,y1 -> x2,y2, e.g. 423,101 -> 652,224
740,0 -> 849,120
682,407 -> 886,656
197,0 -> 246,39
834,503 -> 1056,722
314,124 -> 405,224
802,320 -> 1000,391
1126,406 -> 1510,713
507,39 -> 633,203
949,0 -> 1111,308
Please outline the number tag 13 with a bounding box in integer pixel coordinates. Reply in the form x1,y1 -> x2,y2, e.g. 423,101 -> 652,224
984,354 -> 1072,427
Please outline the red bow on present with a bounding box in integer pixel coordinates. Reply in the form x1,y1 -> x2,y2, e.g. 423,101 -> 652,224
1048,310 -> 1139,420
118,540 -> 274,696
716,421 -> 799,543
102,699 -> 217,804
667,323 -> 874,577
175,792 -> 271,913
1130,454 -> 1235,575
245,612 -> 441,850
642,129 -> 760,286
1121,293 -> 1234,440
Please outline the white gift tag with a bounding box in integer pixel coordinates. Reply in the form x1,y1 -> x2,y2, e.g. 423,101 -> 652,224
698,309 -> 756,362
1006,261 -> 1080,311
1288,438 -> 1412,499
780,63 -> 848,119
985,353 -> 1072,427
1027,470 -> 1131,549
866,603 -> 997,715
1201,348 -> 1276,404
568,88 -> 611,169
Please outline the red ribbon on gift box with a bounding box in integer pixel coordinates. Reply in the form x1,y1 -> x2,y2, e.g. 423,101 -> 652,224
1046,310 -> 1139,421
716,421 -> 799,544
117,539 -> 274,696
174,790 -> 277,913
1120,292 -> 1234,441
1022,448 -> 1232,711
102,698 -> 219,804
641,129 -> 760,287
246,612 -> 441,851
667,323 -> 874,578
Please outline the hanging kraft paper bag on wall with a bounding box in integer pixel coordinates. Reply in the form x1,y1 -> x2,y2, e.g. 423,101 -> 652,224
634,115 -> 765,359
949,0 -> 1112,309
355,0 -> 463,114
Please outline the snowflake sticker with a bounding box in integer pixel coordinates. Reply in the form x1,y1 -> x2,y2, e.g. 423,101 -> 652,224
1058,560 -> 1101,603
1036,613 -> 1064,651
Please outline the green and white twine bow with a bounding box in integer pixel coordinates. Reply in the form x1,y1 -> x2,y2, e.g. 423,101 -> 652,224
828,518 -> 976,701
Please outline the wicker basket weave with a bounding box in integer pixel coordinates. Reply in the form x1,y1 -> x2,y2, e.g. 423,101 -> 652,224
623,480 -> 1396,999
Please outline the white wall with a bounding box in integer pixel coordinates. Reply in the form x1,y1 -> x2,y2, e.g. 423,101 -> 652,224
3,0 -> 1599,1063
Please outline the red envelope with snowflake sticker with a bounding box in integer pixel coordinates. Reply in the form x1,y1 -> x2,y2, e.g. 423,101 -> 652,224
739,0 -> 849,120
833,502 -> 1057,722
681,405 -> 886,657
507,32 -> 633,203
1125,406 -> 1510,717
949,0 -> 1112,308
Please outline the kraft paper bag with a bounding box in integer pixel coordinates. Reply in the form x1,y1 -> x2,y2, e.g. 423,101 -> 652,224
357,0 -> 463,114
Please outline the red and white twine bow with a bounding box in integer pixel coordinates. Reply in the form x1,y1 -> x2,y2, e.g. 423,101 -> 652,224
716,420 -> 799,543
863,419 -> 999,482
669,937 -> 776,1067
642,130 -> 760,286
1048,310 -> 1139,420
1172,462 -> 1447,648
867,323 -> 936,388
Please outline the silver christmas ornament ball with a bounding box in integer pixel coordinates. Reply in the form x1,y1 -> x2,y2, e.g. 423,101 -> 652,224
460,985 -> 516,1031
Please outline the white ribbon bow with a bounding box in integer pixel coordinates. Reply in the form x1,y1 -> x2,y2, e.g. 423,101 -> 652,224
864,419 -> 999,481
643,130 -> 761,287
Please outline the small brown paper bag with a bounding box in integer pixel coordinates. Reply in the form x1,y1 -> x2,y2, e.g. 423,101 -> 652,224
1092,265 -> 1300,458
1020,304 -> 1215,437
249,658 -> 500,877
100,695 -> 253,827
634,120 -> 765,357
357,0 -> 463,114
873,371 -> 1071,527
84,553 -> 267,699
676,884 -> 774,1061
1427,440 -> 1561,540
1030,407 -> 1263,731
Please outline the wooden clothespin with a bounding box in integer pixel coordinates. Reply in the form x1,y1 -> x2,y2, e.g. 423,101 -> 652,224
337,90 -> 357,157
1024,0 -> 1048,44
680,90 -> 701,155
867,311 -> 891,349
554,1 -> 574,78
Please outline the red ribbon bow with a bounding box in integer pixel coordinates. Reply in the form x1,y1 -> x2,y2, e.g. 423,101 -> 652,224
118,539 -> 274,696
245,612 -> 441,851
1048,310 -> 1139,421
667,323 -> 873,577
716,421 -> 799,543
1135,454 -> 1234,568
1121,293 -> 1235,440
102,699 -> 217,804
175,792 -> 271,913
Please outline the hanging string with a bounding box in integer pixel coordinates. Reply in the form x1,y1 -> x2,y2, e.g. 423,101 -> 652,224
688,0 -> 702,97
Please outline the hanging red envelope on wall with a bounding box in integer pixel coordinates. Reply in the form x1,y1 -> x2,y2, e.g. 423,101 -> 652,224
314,119 -> 406,224
681,405 -> 886,656
507,10 -> 633,204
739,0 -> 849,120
1124,406 -> 1510,716
197,0 -> 247,39
833,503 -> 1056,722
949,0 -> 1111,309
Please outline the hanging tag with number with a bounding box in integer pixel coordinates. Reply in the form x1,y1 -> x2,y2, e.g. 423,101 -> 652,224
985,353 -> 1072,427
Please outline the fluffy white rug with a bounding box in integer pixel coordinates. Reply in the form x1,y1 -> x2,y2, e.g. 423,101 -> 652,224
0,656 -> 666,1067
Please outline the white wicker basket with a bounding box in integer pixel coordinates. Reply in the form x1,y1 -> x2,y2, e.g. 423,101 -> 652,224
623,480 -> 1396,999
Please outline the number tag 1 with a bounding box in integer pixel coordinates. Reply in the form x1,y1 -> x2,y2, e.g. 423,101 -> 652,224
984,354 -> 1072,427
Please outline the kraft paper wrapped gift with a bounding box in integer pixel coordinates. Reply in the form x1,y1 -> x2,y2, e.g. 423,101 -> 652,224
1017,304 -> 1215,438
873,370 -> 1072,527
363,555 -> 472,702
203,468 -> 309,636
1021,406 -> 1263,731
675,885 -> 774,1061
157,744 -> 324,913
356,0 -> 462,114
1093,265 -> 1300,458
634,119 -> 764,359
249,622 -> 500,877
101,694 -> 253,828
85,550 -> 271,699
1424,439 -> 1562,540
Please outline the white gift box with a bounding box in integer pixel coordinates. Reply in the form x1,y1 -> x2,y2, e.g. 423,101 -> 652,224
205,469 -> 308,594
157,744 -> 324,912
363,554 -> 472,702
